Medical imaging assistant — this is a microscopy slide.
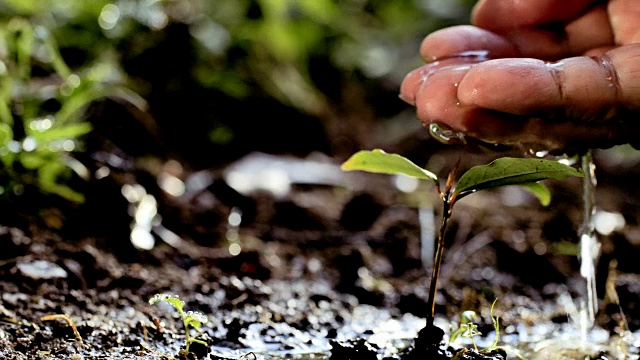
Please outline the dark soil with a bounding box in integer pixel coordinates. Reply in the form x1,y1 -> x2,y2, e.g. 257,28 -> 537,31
1,125 -> 639,359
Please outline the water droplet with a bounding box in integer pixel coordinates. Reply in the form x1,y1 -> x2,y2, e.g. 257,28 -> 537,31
525,146 -> 555,158
428,123 -> 466,145
428,123 -> 516,152
433,50 -> 490,62
534,150 -> 549,158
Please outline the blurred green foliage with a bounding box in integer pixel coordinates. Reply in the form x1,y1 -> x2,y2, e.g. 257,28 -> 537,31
0,0 -> 474,199
0,16 -> 138,201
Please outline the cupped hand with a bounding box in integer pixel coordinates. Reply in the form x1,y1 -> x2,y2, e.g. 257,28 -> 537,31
400,0 -> 640,151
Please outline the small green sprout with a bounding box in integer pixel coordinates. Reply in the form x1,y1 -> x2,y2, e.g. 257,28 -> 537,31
449,310 -> 482,351
149,293 -> 208,354
449,300 -> 527,359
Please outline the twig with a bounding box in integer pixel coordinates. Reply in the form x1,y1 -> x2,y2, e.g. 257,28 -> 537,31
40,314 -> 84,345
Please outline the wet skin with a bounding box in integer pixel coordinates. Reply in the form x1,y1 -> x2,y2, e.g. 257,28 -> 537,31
400,0 -> 640,152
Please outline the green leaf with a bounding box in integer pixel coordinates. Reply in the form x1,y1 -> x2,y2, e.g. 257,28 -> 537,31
341,149 -> 438,187
184,311 -> 208,330
38,161 -> 85,202
518,182 -> 551,207
0,122 -> 15,166
19,152 -> 49,170
453,157 -> 583,199
460,310 -> 478,324
29,122 -> 92,142
149,293 -> 185,313
0,123 -> 13,146
298,0 -> 339,24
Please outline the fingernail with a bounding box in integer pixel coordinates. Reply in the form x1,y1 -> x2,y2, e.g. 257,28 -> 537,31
398,93 -> 415,106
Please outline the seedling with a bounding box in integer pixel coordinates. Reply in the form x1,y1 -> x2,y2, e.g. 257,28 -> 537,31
341,149 -> 583,337
149,293 -> 209,355
449,310 -> 482,351
449,300 -> 526,359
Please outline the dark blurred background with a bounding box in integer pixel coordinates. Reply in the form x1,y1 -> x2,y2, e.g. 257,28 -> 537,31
3,0 -> 639,238
0,0 -> 477,176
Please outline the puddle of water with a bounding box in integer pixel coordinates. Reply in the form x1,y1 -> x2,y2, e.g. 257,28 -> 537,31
207,302 -> 425,359
207,315 -> 640,359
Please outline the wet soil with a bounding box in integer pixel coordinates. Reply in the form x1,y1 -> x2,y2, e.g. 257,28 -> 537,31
0,140 -> 639,359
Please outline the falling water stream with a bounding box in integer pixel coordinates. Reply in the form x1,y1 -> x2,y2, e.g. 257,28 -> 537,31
578,150 -> 600,345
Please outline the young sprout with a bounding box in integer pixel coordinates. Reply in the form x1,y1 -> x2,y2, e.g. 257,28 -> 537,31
149,293 -> 208,354
449,310 -> 482,351
450,301 -> 527,359
341,149 -> 583,348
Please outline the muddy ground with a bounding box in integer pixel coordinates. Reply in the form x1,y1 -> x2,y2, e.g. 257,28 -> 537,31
0,131 -> 639,359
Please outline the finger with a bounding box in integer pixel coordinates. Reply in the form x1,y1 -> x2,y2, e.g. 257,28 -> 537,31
583,46 -> 616,57
419,25 -> 518,62
411,75 -> 602,151
400,57 -> 486,106
413,86 -> 636,151
480,5 -> 612,60
457,44 -> 640,122
421,6 -> 612,62
472,0 -> 597,30
407,60 -> 590,139
412,65 -> 470,129
409,65 -> 528,142
609,0 -> 640,44
563,5 -> 613,53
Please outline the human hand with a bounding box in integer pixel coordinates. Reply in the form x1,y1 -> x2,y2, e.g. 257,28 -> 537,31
400,0 -> 640,152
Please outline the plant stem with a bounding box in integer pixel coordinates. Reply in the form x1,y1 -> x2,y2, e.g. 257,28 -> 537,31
176,308 -> 193,352
426,199 -> 451,328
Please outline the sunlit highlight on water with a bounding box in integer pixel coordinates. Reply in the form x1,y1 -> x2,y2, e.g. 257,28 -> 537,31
578,150 -> 599,344
99,4 -> 120,30
594,210 -> 625,236
158,172 -> 185,197
227,168 -> 291,198
29,117 -> 53,131
22,137 -> 37,152
393,174 -> 419,193
227,207 -> 243,256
